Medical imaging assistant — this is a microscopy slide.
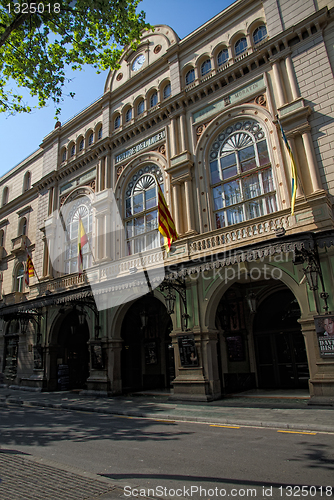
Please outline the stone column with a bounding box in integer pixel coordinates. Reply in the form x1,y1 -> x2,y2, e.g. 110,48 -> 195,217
172,183 -> 181,235
169,117 -> 177,158
301,130 -> 322,192
179,113 -> 187,152
285,54 -> 300,100
287,137 -> 303,198
184,177 -> 196,233
272,61 -> 285,108
106,154 -> 112,189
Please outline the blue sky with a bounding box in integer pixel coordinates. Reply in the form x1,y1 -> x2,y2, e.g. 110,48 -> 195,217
0,0 -> 234,177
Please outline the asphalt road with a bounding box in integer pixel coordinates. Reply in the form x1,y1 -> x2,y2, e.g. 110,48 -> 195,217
0,405 -> 333,499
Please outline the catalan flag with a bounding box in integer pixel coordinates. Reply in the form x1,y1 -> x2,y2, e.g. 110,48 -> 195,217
25,253 -> 35,286
77,215 -> 88,276
157,183 -> 178,252
277,115 -> 297,215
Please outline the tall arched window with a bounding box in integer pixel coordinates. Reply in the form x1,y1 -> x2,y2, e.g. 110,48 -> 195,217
98,126 -> 103,140
88,132 -> 94,146
19,217 -> 27,236
114,115 -> 121,130
201,59 -> 211,76
235,37 -> 247,56
253,25 -> 267,45
23,171 -> 31,192
125,107 -> 132,122
15,263 -> 25,292
150,91 -> 158,108
185,68 -> 195,85
163,83 -> 171,99
2,186 -> 9,206
217,48 -> 228,66
209,120 -> 276,229
125,165 -> 164,255
79,138 -> 84,151
64,198 -> 93,274
137,100 -> 145,115
0,229 -> 5,247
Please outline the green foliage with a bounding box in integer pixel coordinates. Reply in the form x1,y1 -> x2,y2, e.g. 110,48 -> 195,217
0,0 -> 150,115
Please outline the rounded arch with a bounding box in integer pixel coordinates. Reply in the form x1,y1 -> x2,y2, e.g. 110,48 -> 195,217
229,31 -> 247,57
248,18 -> 268,46
183,65 -> 196,87
134,95 -> 145,117
147,87 -> 158,109
18,216 -> 27,236
159,79 -> 171,101
2,186 -> 9,206
203,262 -> 309,331
95,122 -> 103,141
196,53 -> 212,77
113,111 -> 121,131
68,141 -> 76,159
213,43 -> 230,69
12,260 -> 25,293
77,135 -> 84,153
86,129 -> 94,148
123,104 -> 133,124
23,171 -> 31,192
60,146 -> 67,163
115,151 -> 168,194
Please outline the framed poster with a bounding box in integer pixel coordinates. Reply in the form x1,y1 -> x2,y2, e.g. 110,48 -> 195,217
314,315 -> 334,358
178,334 -> 199,367
144,342 -> 158,365
226,335 -> 245,362
91,342 -> 105,369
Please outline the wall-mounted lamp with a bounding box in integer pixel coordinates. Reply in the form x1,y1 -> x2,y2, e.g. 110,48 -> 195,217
246,292 -> 257,314
159,278 -> 189,331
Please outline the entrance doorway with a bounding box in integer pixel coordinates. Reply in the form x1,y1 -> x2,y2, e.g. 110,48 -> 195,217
121,295 -> 174,393
253,289 -> 309,389
57,312 -> 90,390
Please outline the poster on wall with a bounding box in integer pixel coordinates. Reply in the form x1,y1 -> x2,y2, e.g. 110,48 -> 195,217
178,334 -> 199,367
314,315 -> 334,357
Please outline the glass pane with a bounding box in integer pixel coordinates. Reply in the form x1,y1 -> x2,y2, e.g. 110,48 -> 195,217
127,240 -> 133,256
215,211 -> 225,229
70,243 -> 77,259
242,174 -> 261,200
146,210 -> 158,231
126,220 -> 133,238
133,193 -> 144,214
213,186 -> 224,210
65,261 -> 70,274
134,216 -> 145,235
134,236 -> 145,253
145,187 -> 157,210
220,153 -> 236,170
224,180 -> 241,206
210,160 -> 221,184
265,194 -> 277,213
258,140 -> 270,166
226,206 -> 244,225
262,168 -> 274,193
70,221 -> 78,240
239,145 -> 256,172
147,232 -> 160,250
126,198 -> 132,217
245,200 -> 263,219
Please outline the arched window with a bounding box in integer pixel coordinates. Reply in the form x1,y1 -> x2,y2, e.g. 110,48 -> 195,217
114,115 -> 121,130
19,217 -> 27,236
185,68 -> 195,85
235,37 -> 247,56
217,48 -> 228,66
2,186 -> 9,207
15,263 -> 25,293
125,107 -> 132,122
70,144 -> 75,157
0,229 -> 4,247
150,91 -> 158,108
137,100 -> 145,115
88,133 -> 94,146
79,138 -> 84,151
201,59 -> 211,76
61,148 -> 67,162
64,198 -> 93,274
125,165 -> 164,255
163,83 -> 171,99
98,126 -> 103,140
209,120 -> 276,229
23,171 -> 31,192
253,25 -> 267,45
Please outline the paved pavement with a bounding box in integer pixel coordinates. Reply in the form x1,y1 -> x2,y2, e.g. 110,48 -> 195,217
0,386 -> 334,433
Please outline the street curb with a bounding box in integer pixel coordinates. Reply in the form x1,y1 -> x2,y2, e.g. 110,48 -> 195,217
1,398 -> 334,434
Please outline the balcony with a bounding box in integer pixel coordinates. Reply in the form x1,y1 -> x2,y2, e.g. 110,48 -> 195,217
11,235 -> 29,255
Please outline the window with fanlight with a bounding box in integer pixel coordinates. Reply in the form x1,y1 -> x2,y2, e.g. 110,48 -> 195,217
15,263 -> 25,292
64,197 -> 93,274
125,166 -> 164,255
209,120 -> 277,229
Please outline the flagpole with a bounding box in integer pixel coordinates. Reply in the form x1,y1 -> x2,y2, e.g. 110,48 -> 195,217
25,242 -> 40,283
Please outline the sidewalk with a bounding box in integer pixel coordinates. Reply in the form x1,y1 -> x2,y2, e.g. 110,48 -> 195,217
0,386 -> 333,433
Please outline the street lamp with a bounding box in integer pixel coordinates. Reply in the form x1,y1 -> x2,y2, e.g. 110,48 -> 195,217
165,290 -> 176,315
139,310 -> 149,329
246,292 -> 257,314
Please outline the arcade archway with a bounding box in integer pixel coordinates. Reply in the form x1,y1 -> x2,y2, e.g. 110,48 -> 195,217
121,295 -> 174,393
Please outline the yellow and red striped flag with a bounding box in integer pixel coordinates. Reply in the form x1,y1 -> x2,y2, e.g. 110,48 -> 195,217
77,215 -> 88,276
25,252 -> 35,286
158,183 -> 178,252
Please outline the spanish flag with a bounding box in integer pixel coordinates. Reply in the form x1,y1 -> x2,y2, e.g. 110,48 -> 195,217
25,253 -> 35,286
277,115 -> 297,216
77,215 -> 88,275
158,183 -> 178,252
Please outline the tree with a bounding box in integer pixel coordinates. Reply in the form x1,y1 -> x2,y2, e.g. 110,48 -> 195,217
0,0 -> 150,115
